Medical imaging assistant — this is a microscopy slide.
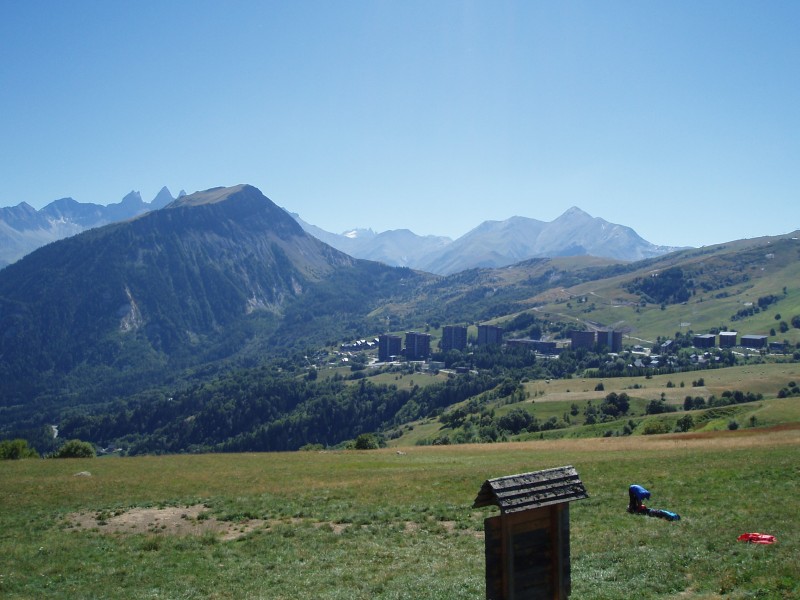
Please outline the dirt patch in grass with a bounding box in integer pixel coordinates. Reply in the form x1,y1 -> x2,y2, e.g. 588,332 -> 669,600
65,504 -> 265,541
65,507 -> 484,541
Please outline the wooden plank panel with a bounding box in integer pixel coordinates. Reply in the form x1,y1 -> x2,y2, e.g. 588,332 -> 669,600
485,516 -> 504,600
559,505 -> 571,598
511,522 -> 554,599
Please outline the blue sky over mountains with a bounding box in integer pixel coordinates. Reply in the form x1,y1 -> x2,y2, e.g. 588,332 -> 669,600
1,1 -> 798,248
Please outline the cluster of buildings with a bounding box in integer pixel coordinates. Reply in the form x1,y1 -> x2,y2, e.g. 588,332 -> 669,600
569,329 -> 624,353
574,330 -> 778,354
340,338 -> 377,352
692,332 -> 781,351
377,325 -> 630,363
372,324 -> 780,365
378,324 -> 506,362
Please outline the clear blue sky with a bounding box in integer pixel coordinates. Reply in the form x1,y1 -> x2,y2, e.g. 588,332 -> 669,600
1,1 -> 798,247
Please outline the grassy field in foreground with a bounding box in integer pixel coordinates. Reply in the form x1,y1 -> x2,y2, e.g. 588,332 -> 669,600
1,428 -> 798,599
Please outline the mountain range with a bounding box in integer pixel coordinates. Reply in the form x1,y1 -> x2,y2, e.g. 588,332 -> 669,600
292,207 -> 684,275
0,187 -> 183,268
2,188 -> 682,272
0,182 -> 798,455
0,184 -> 423,406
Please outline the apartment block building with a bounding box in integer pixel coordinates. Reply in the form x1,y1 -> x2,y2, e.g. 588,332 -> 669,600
477,324 -> 504,346
378,334 -> 402,362
405,331 -> 432,361
441,325 -> 468,352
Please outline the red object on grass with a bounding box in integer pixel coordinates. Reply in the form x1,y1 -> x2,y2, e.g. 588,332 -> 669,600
737,533 -> 777,544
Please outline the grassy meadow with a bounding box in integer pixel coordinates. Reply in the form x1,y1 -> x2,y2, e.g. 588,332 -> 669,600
389,363 -> 800,446
2,426 -> 798,599
528,236 -> 800,346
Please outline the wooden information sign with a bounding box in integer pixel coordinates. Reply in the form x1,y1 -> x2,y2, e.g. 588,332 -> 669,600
473,466 -> 588,600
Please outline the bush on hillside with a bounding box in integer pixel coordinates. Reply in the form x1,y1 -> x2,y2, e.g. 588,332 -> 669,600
497,407 -> 535,434
601,392 -> 630,417
353,433 -> 380,450
646,399 -> 677,415
642,421 -> 670,435
0,439 -> 39,460
52,439 -> 96,459
675,414 -> 694,432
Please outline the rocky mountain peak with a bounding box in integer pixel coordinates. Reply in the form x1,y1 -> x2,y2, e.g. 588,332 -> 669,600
168,184 -> 250,208
295,205 -> 686,274
150,186 -> 175,209
120,191 -> 143,206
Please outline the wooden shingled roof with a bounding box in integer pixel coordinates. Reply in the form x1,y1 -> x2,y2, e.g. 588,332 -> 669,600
473,465 -> 588,514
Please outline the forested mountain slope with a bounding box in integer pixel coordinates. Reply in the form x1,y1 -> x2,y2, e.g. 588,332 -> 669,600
2,184 -> 798,456
0,185 -> 425,410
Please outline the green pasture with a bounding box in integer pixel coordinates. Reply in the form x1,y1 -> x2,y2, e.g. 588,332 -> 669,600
511,396 -> 799,439
363,369 -> 449,389
388,418 -> 443,446
2,429 -> 798,599
390,363 -> 800,445
525,363 -> 800,403
538,240 -> 800,344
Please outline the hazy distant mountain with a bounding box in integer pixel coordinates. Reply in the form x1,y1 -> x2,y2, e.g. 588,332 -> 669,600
0,187 -> 183,268
0,202 -> 83,269
289,213 -> 376,255
289,214 -> 451,269
354,229 -> 452,268
293,206 -> 685,274
151,186 -> 183,209
429,207 -> 682,273
3,186 -> 683,272
417,216 -> 549,274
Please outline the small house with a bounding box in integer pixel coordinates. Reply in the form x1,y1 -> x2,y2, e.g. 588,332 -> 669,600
473,466 -> 588,599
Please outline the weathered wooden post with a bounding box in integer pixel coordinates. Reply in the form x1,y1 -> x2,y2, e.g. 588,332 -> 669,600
472,465 -> 588,600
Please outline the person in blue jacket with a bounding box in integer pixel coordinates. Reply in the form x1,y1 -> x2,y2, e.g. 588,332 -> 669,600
627,484 -> 681,520
628,484 -> 651,513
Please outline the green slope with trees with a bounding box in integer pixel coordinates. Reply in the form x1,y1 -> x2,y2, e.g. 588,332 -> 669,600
1,196 -> 799,458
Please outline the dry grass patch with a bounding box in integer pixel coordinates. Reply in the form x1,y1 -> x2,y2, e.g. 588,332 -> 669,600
65,504 -> 265,541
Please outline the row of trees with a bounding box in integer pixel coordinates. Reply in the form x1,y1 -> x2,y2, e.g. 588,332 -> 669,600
0,438 -> 95,459
53,364 -> 502,454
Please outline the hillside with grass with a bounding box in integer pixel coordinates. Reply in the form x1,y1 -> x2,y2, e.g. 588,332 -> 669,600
2,224 -> 799,598
2,222 -> 799,456
519,233 -> 800,346
389,363 -> 800,447
1,426 -> 797,599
